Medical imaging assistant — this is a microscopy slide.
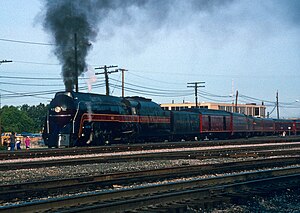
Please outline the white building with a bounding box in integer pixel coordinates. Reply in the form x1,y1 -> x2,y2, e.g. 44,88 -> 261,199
160,102 -> 266,118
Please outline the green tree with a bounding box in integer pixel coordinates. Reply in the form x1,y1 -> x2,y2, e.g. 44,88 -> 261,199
20,103 -> 48,132
0,103 -> 48,134
1,106 -> 35,133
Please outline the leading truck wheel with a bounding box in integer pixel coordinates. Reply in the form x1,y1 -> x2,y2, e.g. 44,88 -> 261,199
90,131 -> 105,146
103,132 -> 112,146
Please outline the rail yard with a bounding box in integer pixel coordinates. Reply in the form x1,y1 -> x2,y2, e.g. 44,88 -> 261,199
1,137 -> 300,212
2,1 -> 300,212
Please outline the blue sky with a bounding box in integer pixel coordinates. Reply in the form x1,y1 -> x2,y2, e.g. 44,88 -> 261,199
0,0 -> 299,118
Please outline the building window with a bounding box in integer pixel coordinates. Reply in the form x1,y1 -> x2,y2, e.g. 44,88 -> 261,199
239,107 -> 246,114
254,107 -> 259,116
226,106 -> 233,112
219,106 -> 225,110
260,107 -> 265,117
247,108 -> 252,116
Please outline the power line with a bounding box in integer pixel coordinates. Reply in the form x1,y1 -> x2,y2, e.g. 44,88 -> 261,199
0,75 -> 104,81
0,82 -> 106,99
0,38 -> 54,46
239,93 -> 275,104
197,94 -> 233,103
0,75 -> 62,80
118,85 -> 194,97
0,81 -> 95,87
111,77 -> 300,107
13,60 -> 59,66
0,60 -> 13,65
0,66 -> 298,111
110,78 -> 191,93
108,80 -> 194,97
0,81 -> 64,87
128,71 -> 180,85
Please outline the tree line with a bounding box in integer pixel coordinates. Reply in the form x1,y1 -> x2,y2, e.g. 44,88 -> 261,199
0,103 -> 48,134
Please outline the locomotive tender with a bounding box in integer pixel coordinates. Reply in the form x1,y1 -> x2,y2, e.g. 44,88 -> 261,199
42,91 -> 300,148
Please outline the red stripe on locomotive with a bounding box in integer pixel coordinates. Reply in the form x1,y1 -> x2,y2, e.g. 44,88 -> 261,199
78,113 -> 170,137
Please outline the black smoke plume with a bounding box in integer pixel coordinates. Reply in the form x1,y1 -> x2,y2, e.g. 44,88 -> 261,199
43,0 -> 100,91
42,0 -> 235,91
42,0 -> 173,91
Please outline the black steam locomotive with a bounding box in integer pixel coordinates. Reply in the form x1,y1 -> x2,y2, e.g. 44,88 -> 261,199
42,91 -> 300,148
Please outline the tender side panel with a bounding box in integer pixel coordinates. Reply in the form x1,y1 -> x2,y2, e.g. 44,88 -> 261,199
78,113 -> 170,137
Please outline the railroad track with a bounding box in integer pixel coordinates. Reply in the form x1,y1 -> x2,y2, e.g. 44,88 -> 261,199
1,136 -> 300,160
1,142 -> 300,171
1,162 -> 300,212
0,156 -> 299,202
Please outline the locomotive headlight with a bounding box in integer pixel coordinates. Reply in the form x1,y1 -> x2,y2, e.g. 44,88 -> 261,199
54,106 -> 62,113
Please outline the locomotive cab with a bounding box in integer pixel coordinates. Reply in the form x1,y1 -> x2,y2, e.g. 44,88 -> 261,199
126,97 -> 171,141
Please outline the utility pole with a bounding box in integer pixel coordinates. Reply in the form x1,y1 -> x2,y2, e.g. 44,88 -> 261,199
95,65 -> 118,96
0,94 -> 2,146
118,68 -> 128,97
74,33 -> 79,92
0,60 -> 12,144
235,90 -> 239,113
276,90 -> 279,119
187,82 -> 205,108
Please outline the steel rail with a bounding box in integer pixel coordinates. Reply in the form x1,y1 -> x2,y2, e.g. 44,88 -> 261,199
1,144 -> 300,171
1,166 -> 300,213
1,136 -> 300,160
0,156 -> 300,202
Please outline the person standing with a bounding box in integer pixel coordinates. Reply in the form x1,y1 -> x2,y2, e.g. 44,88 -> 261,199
16,137 -> 21,150
3,139 -> 8,150
10,132 -> 16,151
25,136 -> 31,150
